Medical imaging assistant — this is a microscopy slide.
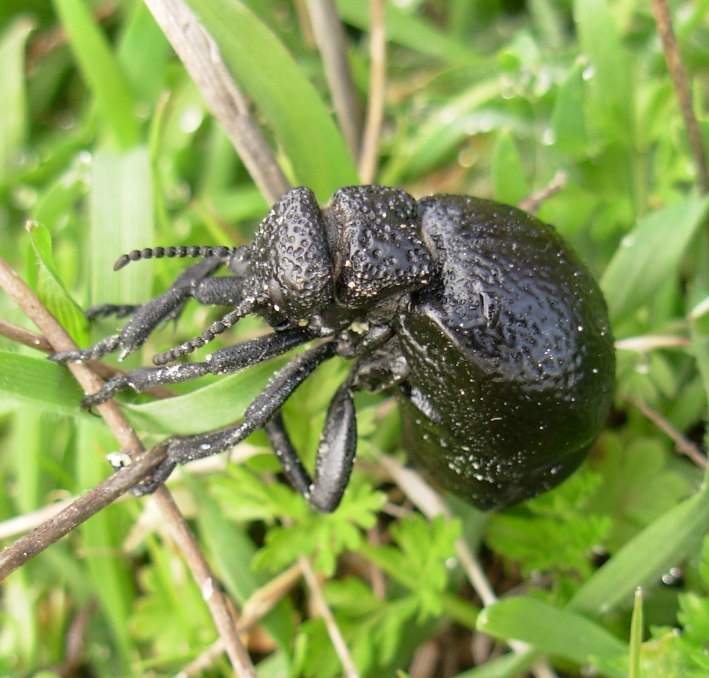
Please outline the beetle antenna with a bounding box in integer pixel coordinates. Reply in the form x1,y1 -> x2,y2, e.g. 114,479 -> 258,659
152,298 -> 256,365
113,246 -> 240,271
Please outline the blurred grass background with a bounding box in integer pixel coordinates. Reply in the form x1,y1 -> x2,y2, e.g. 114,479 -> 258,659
0,1 -> 708,676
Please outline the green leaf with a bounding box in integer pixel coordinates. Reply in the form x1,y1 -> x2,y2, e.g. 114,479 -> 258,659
52,0 -> 139,149
0,16 -> 33,183
574,0 -> 632,141
601,197 -> 709,324
89,146 -> 154,306
478,597 -> 627,669
550,61 -> 589,156
0,352 -> 85,417
124,354 -> 289,435
486,470 -> 610,578
570,488 -> 709,616
187,0 -> 357,199
25,221 -> 89,345
629,588 -> 644,678
491,131 -> 529,206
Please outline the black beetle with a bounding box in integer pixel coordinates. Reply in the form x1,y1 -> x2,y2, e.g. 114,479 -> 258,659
52,185 -> 614,511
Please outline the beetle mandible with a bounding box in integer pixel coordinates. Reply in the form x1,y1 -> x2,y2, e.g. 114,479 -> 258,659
52,185 -> 615,511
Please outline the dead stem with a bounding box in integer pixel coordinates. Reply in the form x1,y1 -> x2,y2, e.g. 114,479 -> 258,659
358,0 -> 386,184
144,0 -> 289,204
0,445 -> 168,579
178,564 -> 302,677
652,0 -> 709,194
306,0 -> 362,158
299,554 -> 361,678
627,396 -> 707,468
518,171 -> 567,215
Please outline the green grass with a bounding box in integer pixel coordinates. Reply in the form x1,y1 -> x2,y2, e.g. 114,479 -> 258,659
1,1 -> 708,676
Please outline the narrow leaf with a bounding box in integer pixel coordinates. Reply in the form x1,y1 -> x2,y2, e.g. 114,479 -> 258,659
187,0 -> 357,199
90,146 -> 154,306
574,0 -> 632,140
491,132 -> 529,206
478,597 -> 627,668
570,489 -> 709,616
550,61 -> 589,156
125,355 -> 288,435
25,221 -> 89,345
601,197 -> 709,324
53,0 -> 139,149
0,352 -> 85,417
629,588 -> 643,678
0,17 -> 33,182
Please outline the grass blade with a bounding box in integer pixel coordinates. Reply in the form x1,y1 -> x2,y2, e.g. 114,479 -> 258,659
601,196 -> 709,325
478,597 -> 627,670
188,0 -> 358,199
570,488 -> 709,616
0,352 -> 85,417
53,0 -> 139,149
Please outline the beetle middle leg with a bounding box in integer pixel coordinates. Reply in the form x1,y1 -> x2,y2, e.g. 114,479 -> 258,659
78,326 -> 313,407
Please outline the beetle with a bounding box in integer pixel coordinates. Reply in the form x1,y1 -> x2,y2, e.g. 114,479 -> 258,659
52,185 -> 615,511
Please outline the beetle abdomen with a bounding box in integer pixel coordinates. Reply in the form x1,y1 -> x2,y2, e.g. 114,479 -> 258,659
397,195 -> 614,509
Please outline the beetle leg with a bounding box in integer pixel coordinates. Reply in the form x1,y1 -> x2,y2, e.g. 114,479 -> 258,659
86,304 -> 140,320
51,258 -> 225,363
80,327 -> 312,407
132,341 -> 338,494
264,381 -> 356,513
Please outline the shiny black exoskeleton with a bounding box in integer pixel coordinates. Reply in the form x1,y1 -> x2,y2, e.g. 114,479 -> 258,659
53,186 -> 615,511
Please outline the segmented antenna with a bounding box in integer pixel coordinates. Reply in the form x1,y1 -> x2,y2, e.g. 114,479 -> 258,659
113,246 -> 238,271
152,300 -> 256,365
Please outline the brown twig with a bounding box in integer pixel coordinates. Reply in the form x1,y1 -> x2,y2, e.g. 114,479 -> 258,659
627,396 -> 707,468
0,319 -> 53,351
144,0 -> 289,204
298,554 -> 360,678
652,0 -> 709,194
179,564 -> 302,677
517,171 -> 567,215
0,445 -> 167,579
306,0 -> 362,159
358,0 -> 386,184
0,255 -> 256,677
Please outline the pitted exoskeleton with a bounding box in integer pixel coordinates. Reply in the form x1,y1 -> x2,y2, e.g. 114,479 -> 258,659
53,185 -> 614,511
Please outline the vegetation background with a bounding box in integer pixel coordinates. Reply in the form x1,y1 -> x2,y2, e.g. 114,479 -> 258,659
0,0 -> 708,676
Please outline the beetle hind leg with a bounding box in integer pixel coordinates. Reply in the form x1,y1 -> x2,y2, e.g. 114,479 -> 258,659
264,380 -> 357,513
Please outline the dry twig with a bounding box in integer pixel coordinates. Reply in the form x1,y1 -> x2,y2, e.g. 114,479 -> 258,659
627,397 -> 707,469
358,0 -> 386,184
144,0 -> 289,203
652,0 -> 709,194
306,0 -> 362,158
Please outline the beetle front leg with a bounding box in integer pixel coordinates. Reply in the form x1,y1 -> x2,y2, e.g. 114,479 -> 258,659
52,258 -> 225,363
